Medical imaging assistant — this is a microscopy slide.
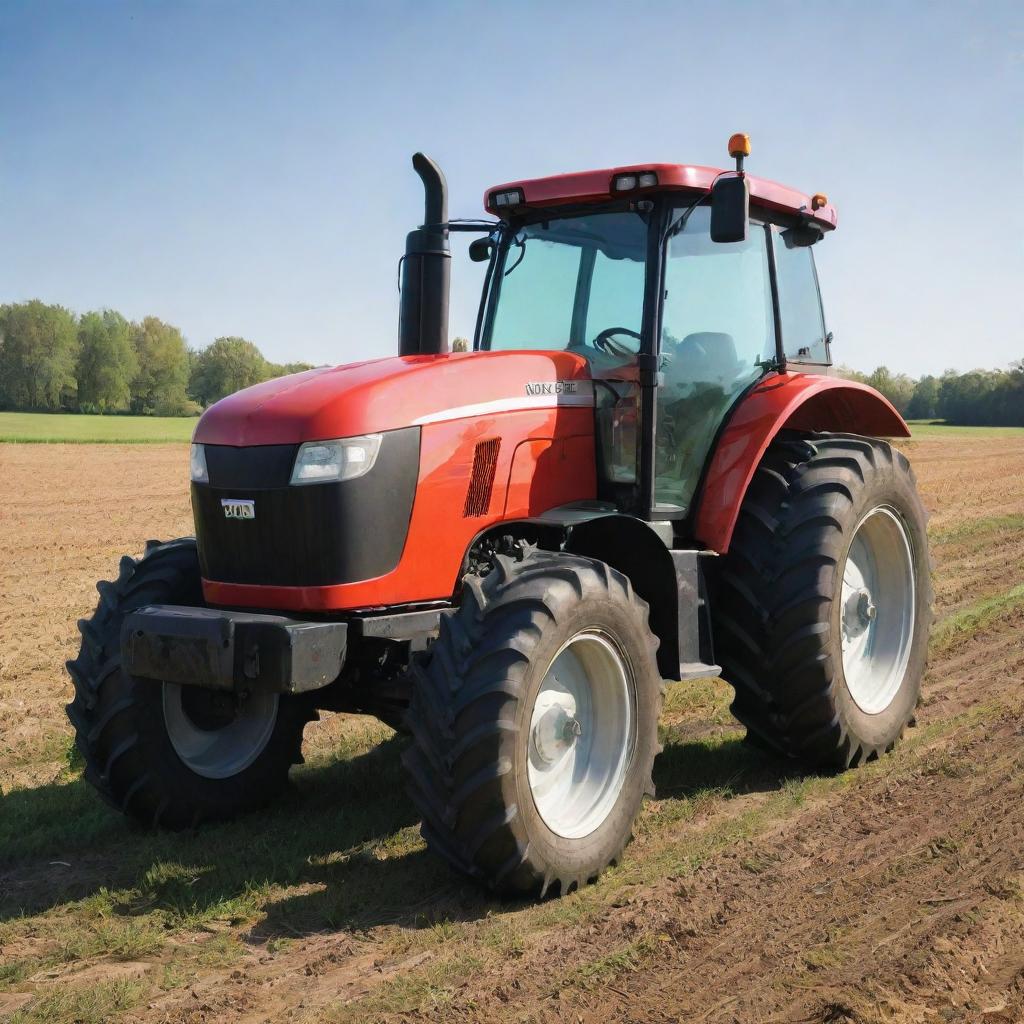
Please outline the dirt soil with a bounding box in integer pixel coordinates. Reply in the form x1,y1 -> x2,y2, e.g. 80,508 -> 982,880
1,436 -> 1022,1024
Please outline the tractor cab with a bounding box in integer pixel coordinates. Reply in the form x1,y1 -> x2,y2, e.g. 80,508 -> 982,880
471,138 -> 836,529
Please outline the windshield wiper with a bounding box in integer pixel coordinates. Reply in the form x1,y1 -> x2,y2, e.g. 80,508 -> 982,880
504,232 -> 527,276
663,192 -> 711,243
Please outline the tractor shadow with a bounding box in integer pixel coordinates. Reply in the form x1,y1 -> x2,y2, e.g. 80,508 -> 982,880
0,729 -> 800,937
652,731 -> 800,803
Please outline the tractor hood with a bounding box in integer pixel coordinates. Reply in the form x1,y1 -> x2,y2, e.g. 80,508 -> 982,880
193,350 -> 596,446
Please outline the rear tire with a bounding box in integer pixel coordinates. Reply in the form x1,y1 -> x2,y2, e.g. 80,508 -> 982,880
66,539 -> 316,828
402,548 -> 663,897
711,432 -> 933,770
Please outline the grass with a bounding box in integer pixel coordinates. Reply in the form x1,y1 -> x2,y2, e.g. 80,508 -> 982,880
326,950 -> 486,1022
0,411 -> 194,443
931,512 -> 1024,545
931,583 -> 1024,653
559,934 -> 660,991
7,977 -> 148,1024
906,419 -> 1024,438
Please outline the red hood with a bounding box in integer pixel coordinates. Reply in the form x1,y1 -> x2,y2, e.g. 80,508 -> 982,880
193,350 -> 595,446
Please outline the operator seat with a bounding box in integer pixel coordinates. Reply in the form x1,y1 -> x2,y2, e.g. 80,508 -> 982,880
674,332 -> 743,384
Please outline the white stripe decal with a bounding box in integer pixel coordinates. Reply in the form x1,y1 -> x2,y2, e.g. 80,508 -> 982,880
411,386 -> 595,427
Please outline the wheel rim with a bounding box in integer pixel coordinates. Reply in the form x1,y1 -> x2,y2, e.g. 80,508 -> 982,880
162,683 -> 279,780
841,506 -> 916,715
527,630 -> 636,840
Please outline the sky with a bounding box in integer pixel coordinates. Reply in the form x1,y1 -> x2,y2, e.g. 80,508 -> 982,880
1,0 -> 1021,378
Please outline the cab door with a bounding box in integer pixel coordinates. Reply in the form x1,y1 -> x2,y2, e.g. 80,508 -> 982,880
653,205 -> 776,517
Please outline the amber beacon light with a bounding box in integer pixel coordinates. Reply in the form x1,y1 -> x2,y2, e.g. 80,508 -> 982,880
728,132 -> 751,172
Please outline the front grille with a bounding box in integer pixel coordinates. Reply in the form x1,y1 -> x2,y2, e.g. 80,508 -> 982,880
193,426 -> 420,587
204,443 -> 298,489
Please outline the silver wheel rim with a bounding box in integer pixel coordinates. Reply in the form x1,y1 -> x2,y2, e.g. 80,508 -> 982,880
162,683 -> 279,779
841,506 -> 916,715
527,630 -> 636,840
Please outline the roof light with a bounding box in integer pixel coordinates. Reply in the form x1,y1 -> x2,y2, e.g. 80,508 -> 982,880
728,133 -> 751,158
811,192 -> 828,210
613,171 -> 658,192
490,188 -> 524,209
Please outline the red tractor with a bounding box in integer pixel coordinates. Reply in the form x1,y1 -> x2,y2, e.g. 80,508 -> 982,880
67,136 -> 932,897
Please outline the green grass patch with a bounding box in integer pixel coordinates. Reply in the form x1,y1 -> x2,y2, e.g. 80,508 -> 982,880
0,957 -> 38,990
931,584 -> 1024,653
931,513 -> 1024,545
560,934 -> 659,992
0,728 -> 453,950
906,419 -> 1024,438
0,411 -> 194,443
7,976 -> 148,1024
327,950 -> 485,1022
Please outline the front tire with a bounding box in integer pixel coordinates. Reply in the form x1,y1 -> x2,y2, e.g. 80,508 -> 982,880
66,539 -> 316,828
402,549 -> 663,897
712,432 -> 933,770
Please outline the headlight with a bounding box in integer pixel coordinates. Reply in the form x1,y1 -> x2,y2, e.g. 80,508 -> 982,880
290,434 -> 383,485
190,443 -> 209,483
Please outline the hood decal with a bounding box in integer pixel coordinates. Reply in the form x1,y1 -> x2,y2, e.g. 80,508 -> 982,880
411,381 -> 594,427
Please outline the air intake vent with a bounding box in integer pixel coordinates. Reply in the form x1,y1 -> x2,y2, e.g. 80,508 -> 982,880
463,438 -> 501,517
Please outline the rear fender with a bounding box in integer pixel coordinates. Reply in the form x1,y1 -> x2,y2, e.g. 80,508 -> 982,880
693,372 -> 909,553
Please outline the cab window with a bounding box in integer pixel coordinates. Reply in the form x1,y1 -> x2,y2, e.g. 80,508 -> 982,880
773,227 -> 829,365
485,211 -> 648,362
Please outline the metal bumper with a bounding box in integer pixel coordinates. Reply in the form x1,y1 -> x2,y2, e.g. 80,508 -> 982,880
121,605 -> 347,694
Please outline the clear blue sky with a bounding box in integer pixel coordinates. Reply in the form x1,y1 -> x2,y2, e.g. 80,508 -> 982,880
1,0 -> 1021,377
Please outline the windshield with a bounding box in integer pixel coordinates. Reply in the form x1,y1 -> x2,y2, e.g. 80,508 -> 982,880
481,210 -> 648,370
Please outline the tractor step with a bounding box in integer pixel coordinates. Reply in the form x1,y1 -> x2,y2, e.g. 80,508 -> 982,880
677,661 -> 723,681
121,604 -> 347,695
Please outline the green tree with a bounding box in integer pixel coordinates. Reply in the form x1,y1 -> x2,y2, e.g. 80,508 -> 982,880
937,369 -> 1000,426
130,316 -> 191,415
833,365 -> 870,385
451,336 -> 469,352
188,337 -> 269,407
265,360 -> 314,378
994,359 -> 1024,426
906,374 -> 939,420
76,310 -> 137,412
866,366 -> 916,415
0,300 -> 79,410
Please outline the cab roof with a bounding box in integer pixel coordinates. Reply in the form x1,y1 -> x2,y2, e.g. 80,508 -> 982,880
484,163 -> 837,231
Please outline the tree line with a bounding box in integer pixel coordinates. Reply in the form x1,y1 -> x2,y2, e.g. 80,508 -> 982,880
0,300 -> 313,415
837,361 -> 1024,427
2,299 -> 1020,425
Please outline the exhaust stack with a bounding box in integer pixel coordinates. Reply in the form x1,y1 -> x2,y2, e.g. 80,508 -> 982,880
398,153 -> 450,357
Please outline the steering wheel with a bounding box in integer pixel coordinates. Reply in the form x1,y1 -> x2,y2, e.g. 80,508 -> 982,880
591,326 -> 641,357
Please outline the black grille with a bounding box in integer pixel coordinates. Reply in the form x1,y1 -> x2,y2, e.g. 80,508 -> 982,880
193,427 -> 420,588
204,444 -> 298,489
463,438 -> 500,517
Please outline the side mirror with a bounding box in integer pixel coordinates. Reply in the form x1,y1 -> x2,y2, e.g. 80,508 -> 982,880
469,237 -> 492,263
709,174 -> 749,243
